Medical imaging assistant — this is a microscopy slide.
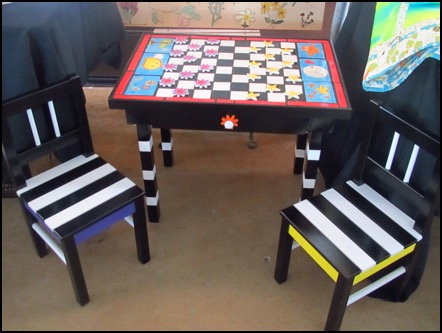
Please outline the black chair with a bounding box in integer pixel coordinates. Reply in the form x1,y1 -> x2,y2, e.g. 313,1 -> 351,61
274,99 -> 440,330
2,75 -> 150,306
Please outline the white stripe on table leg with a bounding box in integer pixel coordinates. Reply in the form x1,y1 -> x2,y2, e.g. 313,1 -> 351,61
139,138 -> 153,152
142,165 -> 157,180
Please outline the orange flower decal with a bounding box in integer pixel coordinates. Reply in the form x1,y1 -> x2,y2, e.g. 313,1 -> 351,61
221,114 -> 239,130
302,44 -> 320,56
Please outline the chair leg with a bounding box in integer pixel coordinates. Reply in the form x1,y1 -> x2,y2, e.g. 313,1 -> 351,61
160,128 -> 174,167
324,274 -> 353,331
21,204 -> 49,258
369,251 -> 420,303
274,218 -> 293,284
61,236 -> 90,306
133,196 -> 151,264
392,239 -> 431,302
28,223 -> 50,257
136,124 -> 160,222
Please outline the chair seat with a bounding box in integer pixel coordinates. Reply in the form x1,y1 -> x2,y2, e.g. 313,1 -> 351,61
281,180 -> 421,283
17,154 -> 144,241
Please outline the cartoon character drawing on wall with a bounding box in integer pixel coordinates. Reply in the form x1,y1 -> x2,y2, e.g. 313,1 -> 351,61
148,3 -> 201,26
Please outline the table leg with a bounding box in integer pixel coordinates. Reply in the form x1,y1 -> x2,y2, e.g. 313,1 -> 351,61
293,132 -> 307,174
248,132 -> 257,149
300,130 -> 323,200
160,128 -> 174,167
136,124 -> 160,222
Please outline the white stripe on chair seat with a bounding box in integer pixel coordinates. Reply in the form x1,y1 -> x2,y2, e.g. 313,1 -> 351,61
18,154 -> 100,195
346,180 -> 421,240
27,163 -> 117,211
294,200 -> 376,271
45,178 -> 136,230
321,188 -> 404,255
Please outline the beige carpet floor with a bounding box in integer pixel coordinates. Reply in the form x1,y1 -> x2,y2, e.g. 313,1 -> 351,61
2,87 -> 440,331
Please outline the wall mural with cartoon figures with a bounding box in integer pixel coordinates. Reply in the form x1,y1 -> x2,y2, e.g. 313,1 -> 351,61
117,2 -> 334,37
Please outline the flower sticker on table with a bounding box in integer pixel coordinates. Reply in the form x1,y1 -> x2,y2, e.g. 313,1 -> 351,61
195,79 -> 211,89
159,77 -> 176,87
221,114 -> 239,130
172,88 -> 189,97
249,46 -> 261,53
179,71 -> 195,79
206,37 -> 220,45
247,91 -> 260,101
281,48 -> 294,54
183,54 -> 197,63
188,43 -> 202,51
175,36 -> 188,44
171,49 -> 185,57
199,64 -> 214,72
204,49 -> 218,57
265,53 -> 275,60
163,63 -> 178,72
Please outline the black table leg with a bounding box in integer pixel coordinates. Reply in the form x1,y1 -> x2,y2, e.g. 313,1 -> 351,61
300,130 -> 323,200
160,128 -> 174,167
136,124 -> 160,222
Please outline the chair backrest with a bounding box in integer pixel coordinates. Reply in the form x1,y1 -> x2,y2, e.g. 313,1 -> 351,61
356,100 -> 440,237
2,75 -> 94,191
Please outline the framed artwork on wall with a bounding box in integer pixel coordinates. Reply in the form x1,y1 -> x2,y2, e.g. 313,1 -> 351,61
118,2 -> 336,39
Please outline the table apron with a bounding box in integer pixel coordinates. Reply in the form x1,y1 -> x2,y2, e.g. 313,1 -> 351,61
123,105 -> 341,134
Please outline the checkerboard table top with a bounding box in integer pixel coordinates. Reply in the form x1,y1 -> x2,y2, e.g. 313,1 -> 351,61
112,34 -> 349,110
